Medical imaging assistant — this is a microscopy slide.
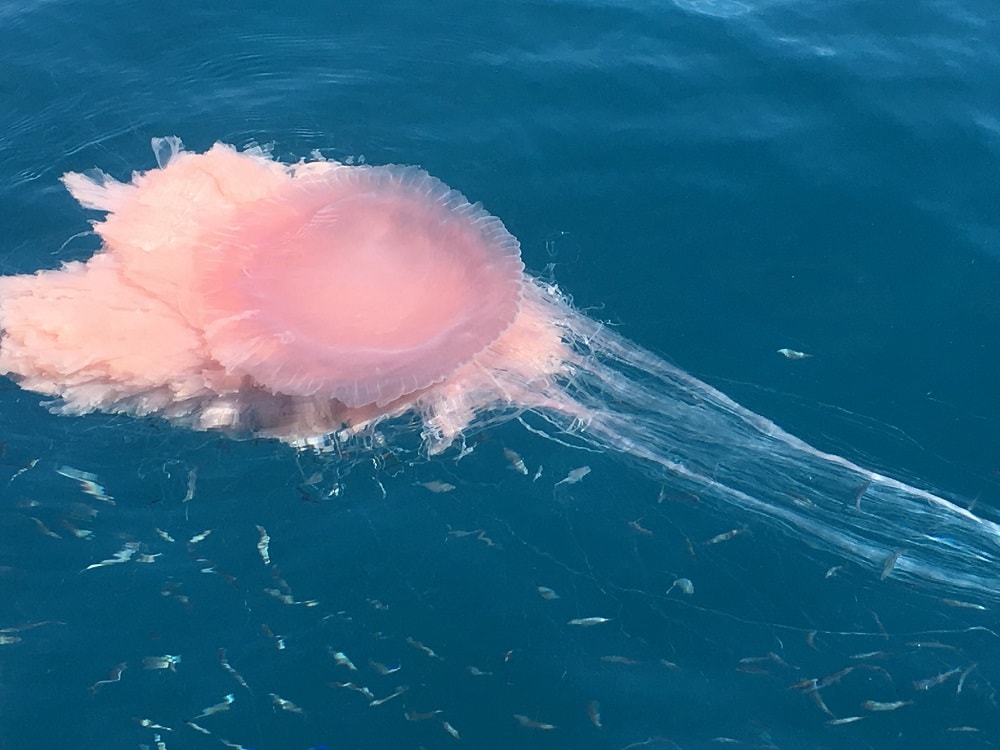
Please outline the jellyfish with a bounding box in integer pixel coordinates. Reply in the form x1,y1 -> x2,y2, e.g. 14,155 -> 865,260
1,137 -> 997,600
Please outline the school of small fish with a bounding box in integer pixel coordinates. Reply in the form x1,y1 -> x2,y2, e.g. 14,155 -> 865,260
3,442 -> 995,750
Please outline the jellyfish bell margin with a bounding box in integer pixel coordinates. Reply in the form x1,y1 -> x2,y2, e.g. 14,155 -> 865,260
1,137 -> 998,601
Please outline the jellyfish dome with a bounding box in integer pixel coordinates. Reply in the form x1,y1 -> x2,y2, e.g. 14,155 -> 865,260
2,138 -> 1000,601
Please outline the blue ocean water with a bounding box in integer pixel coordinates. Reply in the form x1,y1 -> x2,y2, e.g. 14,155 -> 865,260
1,1 -> 999,749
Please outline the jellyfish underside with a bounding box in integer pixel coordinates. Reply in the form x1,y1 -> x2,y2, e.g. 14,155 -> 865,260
0,138 -> 997,600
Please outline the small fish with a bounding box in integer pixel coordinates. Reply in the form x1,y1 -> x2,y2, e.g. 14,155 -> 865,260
666,578 -> 694,596
788,492 -> 814,508
871,610 -> 888,637
777,348 -> 812,360
369,659 -> 401,675
85,542 -> 140,570
880,549 -> 905,580
555,466 -> 590,486
89,662 -> 127,694
369,685 -> 408,707
261,623 -> 286,650
514,714 -> 557,730
586,699 -> 602,728
218,648 -> 249,690
503,448 -> 529,475
201,563 -> 237,586
329,649 -> 358,671
143,654 -> 181,671
57,465 -> 114,503
536,585 -> 560,600
441,720 -> 461,739
738,652 -> 790,668
941,598 -> 987,611
853,480 -> 871,509
601,655 -> 640,665
861,699 -> 912,712
182,467 -> 198,503
809,690 -> 834,718
193,693 -> 235,719
914,666 -> 962,692
405,709 -> 443,721
417,480 -> 456,493
405,636 -> 443,660
331,681 -> 375,700
188,530 -> 212,545
826,716 -> 865,726
269,693 -> 305,714
849,650 -> 888,660
256,525 -> 270,565
30,517 -> 61,539
906,640 -> 958,651
684,536 -> 697,559
9,458 -> 39,483
628,519 -> 653,536
265,588 -> 317,607
791,666 -> 854,693
957,663 -> 977,695
567,616 -> 611,627
705,528 -> 746,545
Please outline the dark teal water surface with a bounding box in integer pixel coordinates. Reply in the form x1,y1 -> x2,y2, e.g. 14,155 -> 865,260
1,2 -> 999,749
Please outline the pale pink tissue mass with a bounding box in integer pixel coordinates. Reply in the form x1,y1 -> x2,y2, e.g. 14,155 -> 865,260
0,138 -> 576,451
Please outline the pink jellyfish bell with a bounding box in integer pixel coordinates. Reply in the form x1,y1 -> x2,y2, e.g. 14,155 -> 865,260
192,164 -> 525,409
0,138 -> 572,448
